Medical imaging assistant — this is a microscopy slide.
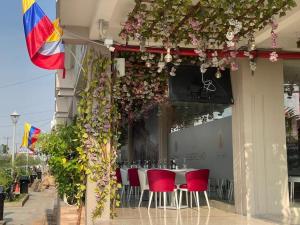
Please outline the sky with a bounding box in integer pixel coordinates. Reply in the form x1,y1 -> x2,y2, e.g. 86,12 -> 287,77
0,0 -> 56,150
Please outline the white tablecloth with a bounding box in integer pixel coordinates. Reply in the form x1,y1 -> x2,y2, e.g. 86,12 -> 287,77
138,168 -> 195,187
120,168 -> 195,187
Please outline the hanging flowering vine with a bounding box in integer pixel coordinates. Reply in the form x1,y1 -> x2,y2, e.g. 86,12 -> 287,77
120,0 -> 296,73
113,52 -> 169,122
269,18 -> 279,62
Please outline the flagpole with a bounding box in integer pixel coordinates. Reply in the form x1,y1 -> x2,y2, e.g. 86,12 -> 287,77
26,147 -> 29,174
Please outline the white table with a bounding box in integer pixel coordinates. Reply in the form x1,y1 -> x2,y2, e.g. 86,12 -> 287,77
289,176 -> 300,202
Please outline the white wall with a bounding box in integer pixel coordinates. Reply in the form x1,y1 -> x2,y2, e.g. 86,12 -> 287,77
169,116 -> 233,180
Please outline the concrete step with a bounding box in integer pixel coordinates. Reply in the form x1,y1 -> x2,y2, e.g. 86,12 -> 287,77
60,205 -> 85,225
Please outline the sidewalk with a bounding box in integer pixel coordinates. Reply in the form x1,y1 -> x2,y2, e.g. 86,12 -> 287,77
3,187 -> 56,225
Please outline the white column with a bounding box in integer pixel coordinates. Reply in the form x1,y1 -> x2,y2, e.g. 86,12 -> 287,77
231,59 -> 289,217
85,45 -> 111,225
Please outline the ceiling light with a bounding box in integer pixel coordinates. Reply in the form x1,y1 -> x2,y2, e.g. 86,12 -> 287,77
215,69 -> 222,79
164,48 -> 172,63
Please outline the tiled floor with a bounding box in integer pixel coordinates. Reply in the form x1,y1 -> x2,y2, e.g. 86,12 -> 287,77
110,207 -> 285,225
109,196 -> 300,225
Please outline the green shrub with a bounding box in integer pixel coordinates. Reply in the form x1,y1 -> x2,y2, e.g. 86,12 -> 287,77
36,122 -> 86,205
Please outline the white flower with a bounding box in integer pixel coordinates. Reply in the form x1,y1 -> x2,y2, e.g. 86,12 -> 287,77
228,19 -> 235,26
226,31 -> 234,41
141,55 -> 148,61
212,57 -> 219,67
200,63 -> 209,73
226,41 -> 235,48
250,61 -> 256,71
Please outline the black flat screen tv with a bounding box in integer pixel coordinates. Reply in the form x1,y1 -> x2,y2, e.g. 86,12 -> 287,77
168,65 -> 234,104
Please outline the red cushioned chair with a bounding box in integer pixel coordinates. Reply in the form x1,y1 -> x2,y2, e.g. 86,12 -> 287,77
116,168 -> 125,199
116,168 -> 122,184
147,169 -> 178,210
179,169 -> 210,210
127,168 -> 140,201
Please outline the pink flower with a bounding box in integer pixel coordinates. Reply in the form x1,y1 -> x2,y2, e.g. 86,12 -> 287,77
230,62 -> 239,71
120,31 -> 128,40
189,33 -> 199,46
189,18 -> 201,31
269,51 -> 278,62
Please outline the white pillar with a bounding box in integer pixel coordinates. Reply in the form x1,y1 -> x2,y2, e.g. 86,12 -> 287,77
231,59 -> 289,217
85,45 -> 111,225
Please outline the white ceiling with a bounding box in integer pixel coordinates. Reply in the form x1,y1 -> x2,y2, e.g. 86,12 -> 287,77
256,0 -> 300,51
58,0 -> 300,50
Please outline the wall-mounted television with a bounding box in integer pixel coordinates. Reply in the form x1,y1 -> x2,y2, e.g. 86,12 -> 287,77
168,65 -> 234,104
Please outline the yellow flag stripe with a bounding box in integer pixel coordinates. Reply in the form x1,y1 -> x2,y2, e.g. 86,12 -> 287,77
22,0 -> 35,14
46,19 -> 63,43
21,123 -> 31,147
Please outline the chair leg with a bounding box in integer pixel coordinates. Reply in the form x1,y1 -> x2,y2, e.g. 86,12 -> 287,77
120,186 -> 125,199
190,191 -> 193,208
159,192 -> 162,207
179,190 -> 182,209
196,192 -> 200,210
174,190 -> 179,209
138,189 -> 144,207
155,192 -> 157,208
148,191 -> 153,210
128,186 -> 133,202
163,192 -> 167,211
204,191 -> 210,209
193,192 -> 198,208
186,191 -> 188,206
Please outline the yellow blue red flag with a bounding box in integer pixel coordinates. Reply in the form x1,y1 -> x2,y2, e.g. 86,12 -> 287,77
21,123 -> 41,150
22,0 -> 65,76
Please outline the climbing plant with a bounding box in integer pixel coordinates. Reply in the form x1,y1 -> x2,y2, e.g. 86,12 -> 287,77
76,48 -> 120,219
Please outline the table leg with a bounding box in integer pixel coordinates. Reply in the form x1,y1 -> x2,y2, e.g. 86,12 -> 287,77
290,181 -> 292,202
292,182 -> 295,202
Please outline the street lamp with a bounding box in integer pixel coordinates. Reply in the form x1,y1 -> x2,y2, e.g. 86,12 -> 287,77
10,111 -> 20,169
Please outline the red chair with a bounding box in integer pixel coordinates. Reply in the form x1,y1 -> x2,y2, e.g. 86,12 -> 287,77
127,168 -> 140,201
179,169 -> 210,210
116,168 -> 125,199
147,169 -> 178,210
116,168 -> 122,184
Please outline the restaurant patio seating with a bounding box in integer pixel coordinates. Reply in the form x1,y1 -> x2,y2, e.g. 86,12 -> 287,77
178,169 -> 210,210
147,169 -> 178,211
127,168 -> 140,201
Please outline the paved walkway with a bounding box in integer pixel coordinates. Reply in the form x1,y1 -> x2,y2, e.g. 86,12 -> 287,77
3,187 -> 56,225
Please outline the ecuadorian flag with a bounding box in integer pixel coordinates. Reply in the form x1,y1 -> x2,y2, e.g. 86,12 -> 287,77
21,123 -> 41,151
22,0 -> 65,74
